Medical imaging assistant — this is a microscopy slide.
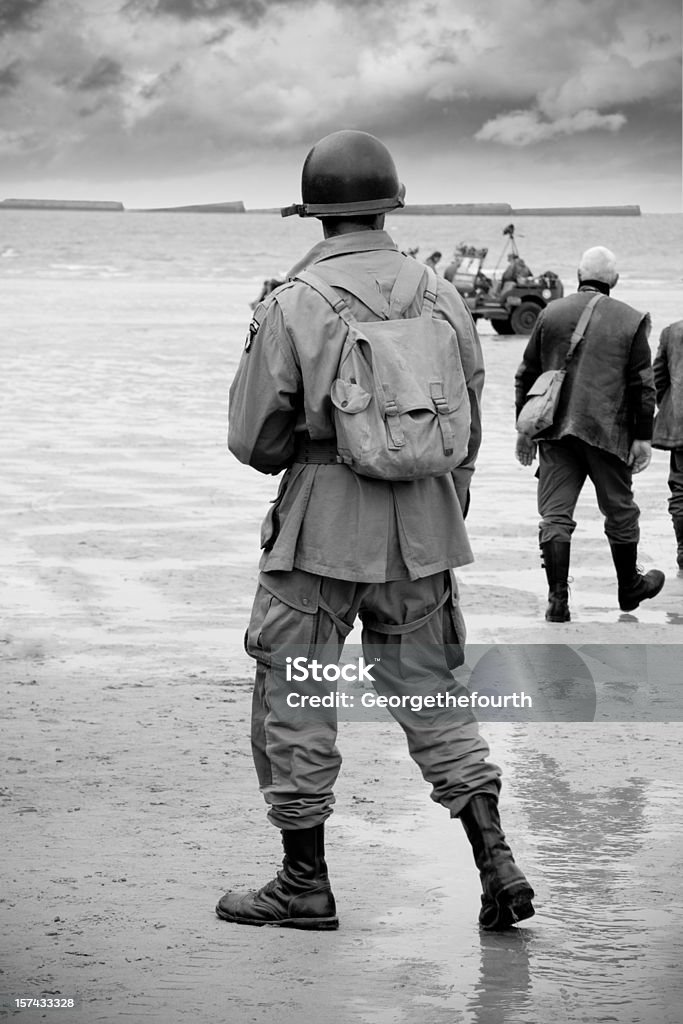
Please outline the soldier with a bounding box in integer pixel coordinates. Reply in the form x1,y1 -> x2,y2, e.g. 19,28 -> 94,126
220,130 -> 535,932
425,250 -> 442,271
498,253 -> 531,298
444,249 -> 463,284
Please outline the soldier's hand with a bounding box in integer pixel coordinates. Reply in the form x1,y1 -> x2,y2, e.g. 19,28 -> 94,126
628,439 -> 652,474
516,433 -> 537,466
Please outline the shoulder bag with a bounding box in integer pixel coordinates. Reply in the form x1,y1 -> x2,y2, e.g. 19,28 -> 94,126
516,293 -> 604,439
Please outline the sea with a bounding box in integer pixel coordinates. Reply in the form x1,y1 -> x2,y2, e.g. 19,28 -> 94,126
1,208 -> 682,289
2,207 -> 682,348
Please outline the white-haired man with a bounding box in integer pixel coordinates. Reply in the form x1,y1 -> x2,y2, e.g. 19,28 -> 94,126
514,246 -> 664,621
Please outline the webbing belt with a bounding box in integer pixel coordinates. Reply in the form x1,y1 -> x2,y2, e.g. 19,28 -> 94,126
293,435 -> 340,464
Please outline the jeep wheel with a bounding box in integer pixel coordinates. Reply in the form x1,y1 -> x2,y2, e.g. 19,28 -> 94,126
510,301 -> 541,335
492,317 -> 513,335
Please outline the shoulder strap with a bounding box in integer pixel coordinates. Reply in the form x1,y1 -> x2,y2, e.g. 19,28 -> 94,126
388,256 -> 428,317
304,263 -> 390,320
565,293 -> 604,365
295,268 -> 356,326
420,267 -> 439,319
296,261 -> 438,324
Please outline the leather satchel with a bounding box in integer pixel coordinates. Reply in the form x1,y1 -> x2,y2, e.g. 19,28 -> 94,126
516,293 -> 604,439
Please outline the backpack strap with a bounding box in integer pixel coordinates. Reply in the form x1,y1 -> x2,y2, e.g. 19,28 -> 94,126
388,256 -> 429,317
430,381 -> 456,456
301,264 -> 390,320
420,267 -> 439,319
376,380 -> 405,450
295,269 -> 356,325
297,261 -> 438,324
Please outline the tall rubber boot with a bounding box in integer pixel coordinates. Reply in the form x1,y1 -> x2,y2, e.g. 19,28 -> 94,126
459,794 -> 535,931
609,542 -> 665,612
673,517 -> 683,575
215,824 -> 338,930
540,540 -> 571,622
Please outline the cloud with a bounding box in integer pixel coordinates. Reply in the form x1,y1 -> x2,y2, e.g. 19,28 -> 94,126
475,108 -> 628,147
0,0 -> 678,186
123,0 -> 272,23
77,56 -> 125,92
537,54 -> 682,121
0,60 -> 22,93
123,0 -> 377,21
0,0 -> 48,34
122,0 -> 313,24
0,128 -> 34,154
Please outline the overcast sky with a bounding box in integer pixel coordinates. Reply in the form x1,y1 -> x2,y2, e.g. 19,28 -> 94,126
1,0 -> 681,211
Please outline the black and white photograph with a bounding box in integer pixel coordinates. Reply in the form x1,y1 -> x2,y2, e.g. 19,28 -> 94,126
1,1 -> 682,1022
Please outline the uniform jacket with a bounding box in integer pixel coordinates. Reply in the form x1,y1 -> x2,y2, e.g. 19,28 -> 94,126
514,284 -> 654,463
652,320 -> 683,450
228,229 -> 484,583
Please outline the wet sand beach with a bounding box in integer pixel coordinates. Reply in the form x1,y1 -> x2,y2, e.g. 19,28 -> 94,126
2,276 -> 683,1023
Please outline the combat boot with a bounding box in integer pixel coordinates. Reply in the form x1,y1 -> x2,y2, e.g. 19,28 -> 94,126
459,794 -> 535,930
540,540 -> 571,622
673,517 -> 683,575
216,824 -> 339,930
609,542 -> 665,612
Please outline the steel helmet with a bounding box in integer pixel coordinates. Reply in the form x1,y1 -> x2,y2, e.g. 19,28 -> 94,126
281,130 -> 406,218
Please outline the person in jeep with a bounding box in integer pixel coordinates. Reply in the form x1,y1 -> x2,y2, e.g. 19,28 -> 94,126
498,253 -> 531,297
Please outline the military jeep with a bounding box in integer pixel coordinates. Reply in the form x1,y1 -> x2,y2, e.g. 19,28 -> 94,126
447,225 -> 563,335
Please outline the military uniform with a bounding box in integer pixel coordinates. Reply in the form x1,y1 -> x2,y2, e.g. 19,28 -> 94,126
218,129 -> 534,933
229,229 -> 501,830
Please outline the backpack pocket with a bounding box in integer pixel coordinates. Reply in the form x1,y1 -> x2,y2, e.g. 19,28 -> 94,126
330,378 -> 372,414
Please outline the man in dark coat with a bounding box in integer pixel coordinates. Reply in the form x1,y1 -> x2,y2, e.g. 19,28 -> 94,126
514,245 -> 664,622
652,319 -> 683,572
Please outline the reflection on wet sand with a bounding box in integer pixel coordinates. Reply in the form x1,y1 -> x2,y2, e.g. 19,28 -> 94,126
470,929 -> 532,1024
478,742 -> 683,1024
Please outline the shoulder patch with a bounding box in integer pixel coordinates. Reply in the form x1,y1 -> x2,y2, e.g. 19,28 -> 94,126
244,315 -> 259,352
244,280 -> 297,351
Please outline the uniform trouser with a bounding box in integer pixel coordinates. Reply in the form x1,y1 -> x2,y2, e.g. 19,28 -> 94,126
537,437 -> 640,545
667,450 -> 683,520
244,567 -> 501,830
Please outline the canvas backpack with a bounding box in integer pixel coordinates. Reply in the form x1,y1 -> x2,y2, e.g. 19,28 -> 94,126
295,257 -> 471,481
